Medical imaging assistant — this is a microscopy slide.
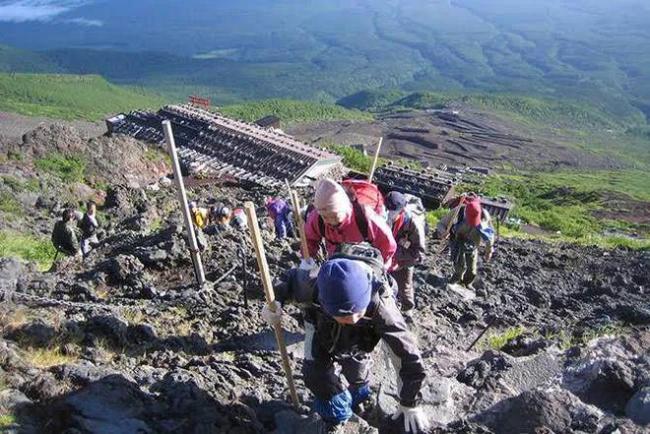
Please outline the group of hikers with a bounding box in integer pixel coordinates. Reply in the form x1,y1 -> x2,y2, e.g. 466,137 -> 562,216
51,200 -> 100,259
49,176 -> 495,433
260,178 -> 495,433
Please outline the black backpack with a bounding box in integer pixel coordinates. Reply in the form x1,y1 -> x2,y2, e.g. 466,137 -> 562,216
330,242 -> 395,300
79,214 -> 96,237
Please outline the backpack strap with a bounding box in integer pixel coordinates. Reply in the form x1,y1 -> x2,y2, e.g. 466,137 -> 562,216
352,201 -> 370,241
318,214 -> 325,238
317,202 -> 370,242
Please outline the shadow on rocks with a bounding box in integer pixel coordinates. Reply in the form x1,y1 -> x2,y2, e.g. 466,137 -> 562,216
20,372 -> 271,433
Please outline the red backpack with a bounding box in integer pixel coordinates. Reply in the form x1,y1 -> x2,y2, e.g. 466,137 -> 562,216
341,179 -> 385,216
317,179 -> 385,241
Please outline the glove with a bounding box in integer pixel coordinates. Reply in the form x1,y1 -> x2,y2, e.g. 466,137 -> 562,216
261,301 -> 283,327
300,257 -> 320,278
299,258 -> 316,270
391,405 -> 430,433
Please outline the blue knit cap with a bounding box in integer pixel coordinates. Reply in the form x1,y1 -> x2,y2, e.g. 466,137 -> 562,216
317,258 -> 372,317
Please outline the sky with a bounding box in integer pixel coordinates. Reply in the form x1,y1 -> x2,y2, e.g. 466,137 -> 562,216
0,0 -> 101,25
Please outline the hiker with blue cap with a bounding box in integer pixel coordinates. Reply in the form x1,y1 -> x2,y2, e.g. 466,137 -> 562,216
263,243 -> 429,433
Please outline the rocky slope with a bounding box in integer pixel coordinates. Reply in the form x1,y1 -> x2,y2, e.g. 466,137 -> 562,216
0,124 -> 649,434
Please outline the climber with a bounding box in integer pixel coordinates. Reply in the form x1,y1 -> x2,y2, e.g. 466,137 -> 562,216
205,202 -> 232,234
263,243 -> 429,433
51,208 -> 81,257
265,196 -> 295,240
231,207 -> 248,230
189,201 -> 209,230
437,195 -> 494,289
385,191 -> 426,319
78,200 -> 100,257
304,179 -> 396,268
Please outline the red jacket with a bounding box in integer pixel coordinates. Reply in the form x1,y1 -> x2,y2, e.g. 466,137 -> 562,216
305,204 -> 397,269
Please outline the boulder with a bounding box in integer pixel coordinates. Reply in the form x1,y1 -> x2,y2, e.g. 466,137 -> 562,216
626,386 -> 650,425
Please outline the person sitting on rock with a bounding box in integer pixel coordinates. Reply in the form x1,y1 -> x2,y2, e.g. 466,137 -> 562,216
52,208 -> 81,257
78,200 -> 100,257
262,243 -> 429,433
385,192 -> 426,320
305,179 -> 396,268
438,195 -> 494,289
265,196 -> 294,240
189,201 -> 209,230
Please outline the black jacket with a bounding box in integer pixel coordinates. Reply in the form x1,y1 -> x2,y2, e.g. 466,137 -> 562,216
274,266 -> 426,407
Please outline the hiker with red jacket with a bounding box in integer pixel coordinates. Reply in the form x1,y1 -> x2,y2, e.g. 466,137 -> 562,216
385,192 -> 426,319
305,179 -> 396,268
437,195 -> 495,289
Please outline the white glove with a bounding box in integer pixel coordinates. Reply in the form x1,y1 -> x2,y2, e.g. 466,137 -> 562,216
300,257 -> 320,278
391,405 -> 430,433
261,301 -> 283,327
299,258 -> 316,270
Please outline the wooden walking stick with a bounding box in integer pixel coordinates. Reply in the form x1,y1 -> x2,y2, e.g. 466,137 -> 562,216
289,190 -> 310,259
368,137 -> 383,182
437,195 -> 466,254
244,202 -> 300,407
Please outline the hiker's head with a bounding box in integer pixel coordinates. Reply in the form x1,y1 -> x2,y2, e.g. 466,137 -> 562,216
465,197 -> 482,227
314,179 -> 351,226
317,258 -> 372,324
63,208 -> 76,222
189,201 -> 197,211
386,191 -> 406,224
86,200 -> 96,214
386,191 -> 406,212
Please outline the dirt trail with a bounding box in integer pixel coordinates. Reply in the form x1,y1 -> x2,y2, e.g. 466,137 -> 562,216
0,123 -> 648,433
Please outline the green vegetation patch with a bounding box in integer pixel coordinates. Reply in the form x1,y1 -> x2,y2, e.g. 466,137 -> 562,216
0,230 -> 56,271
0,191 -> 22,215
35,153 -> 86,183
0,413 -> 16,429
0,73 -> 165,121
344,90 -> 623,130
220,99 -> 372,125
476,170 -> 650,249
1,175 -> 40,193
486,326 -> 526,350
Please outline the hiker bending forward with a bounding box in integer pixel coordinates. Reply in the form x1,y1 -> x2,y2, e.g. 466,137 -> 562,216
305,179 -> 396,267
438,196 -> 495,287
52,209 -> 80,257
386,192 -> 426,318
263,244 -> 429,433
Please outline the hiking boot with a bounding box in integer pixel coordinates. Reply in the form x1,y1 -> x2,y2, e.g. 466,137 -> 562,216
324,415 -> 377,434
353,396 -> 377,422
402,309 -> 415,325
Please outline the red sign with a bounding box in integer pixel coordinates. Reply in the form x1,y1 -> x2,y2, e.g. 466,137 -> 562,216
188,95 -> 211,110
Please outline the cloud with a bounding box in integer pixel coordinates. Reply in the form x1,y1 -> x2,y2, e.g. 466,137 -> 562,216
0,1 -> 90,23
65,16 -> 102,26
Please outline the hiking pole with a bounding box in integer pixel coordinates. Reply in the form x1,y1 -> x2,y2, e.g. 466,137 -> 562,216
238,247 -> 249,308
437,201 -> 464,254
465,316 -> 497,352
368,136 -> 383,182
289,190 -> 310,259
162,120 -> 206,288
244,202 -> 300,408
